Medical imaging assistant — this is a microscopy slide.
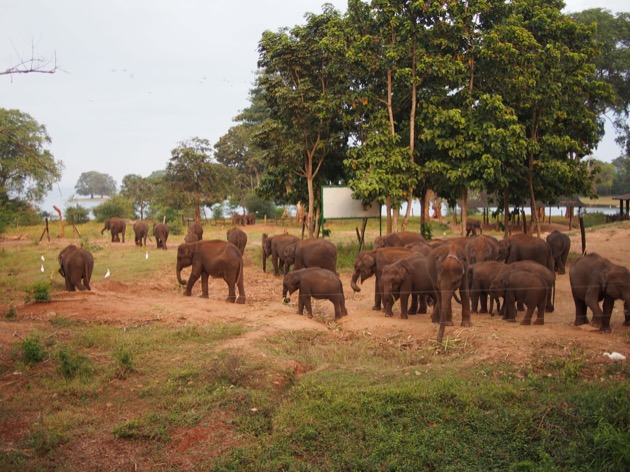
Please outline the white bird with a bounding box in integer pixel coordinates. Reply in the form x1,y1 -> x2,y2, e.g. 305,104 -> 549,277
40,255 -> 45,262
145,251 -> 149,260
603,352 -> 626,361
40,264 -> 45,273
105,269 -> 111,278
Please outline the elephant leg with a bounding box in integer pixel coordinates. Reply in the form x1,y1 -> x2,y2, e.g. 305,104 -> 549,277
573,297 -> 589,325
297,295 -> 305,316
408,293 -> 418,315
459,285 -> 472,327
185,272 -> 201,296
417,294 -> 428,314
300,294 -> 313,318
332,296 -> 344,319
479,292 -> 488,314
200,272 -> 210,298
599,297 -> 614,333
399,291 -> 410,319
520,302 -> 534,325
373,278 -> 382,311
235,273 -> 246,304
471,288 -> 479,314
533,302 -> 545,325
505,293 -> 517,322
225,276 -> 236,303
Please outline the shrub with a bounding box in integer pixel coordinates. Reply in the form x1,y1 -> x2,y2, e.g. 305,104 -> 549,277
56,346 -> 93,379
113,347 -> 135,379
92,196 -> 134,222
2,304 -> 17,320
64,204 -> 91,224
25,281 -> 52,303
20,335 -> 46,364
245,193 -> 277,219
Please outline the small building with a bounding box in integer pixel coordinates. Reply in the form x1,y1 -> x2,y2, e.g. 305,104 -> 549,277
611,193 -> 630,221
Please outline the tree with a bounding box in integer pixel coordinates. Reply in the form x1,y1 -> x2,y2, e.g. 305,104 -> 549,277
0,108 -> 63,202
1,42 -> 57,78
162,137 -> 233,222
74,171 -> 117,199
120,174 -> 153,219
257,5 -> 348,237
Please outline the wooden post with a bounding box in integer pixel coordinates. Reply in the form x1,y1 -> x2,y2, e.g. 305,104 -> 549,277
579,216 -> 586,255
72,215 -> 82,238
39,218 -> 51,243
53,205 -> 64,238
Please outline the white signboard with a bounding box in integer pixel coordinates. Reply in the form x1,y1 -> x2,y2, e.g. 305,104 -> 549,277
321,186 -> 380,219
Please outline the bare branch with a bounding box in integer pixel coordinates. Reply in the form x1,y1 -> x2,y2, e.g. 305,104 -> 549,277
1,41 -> 58,80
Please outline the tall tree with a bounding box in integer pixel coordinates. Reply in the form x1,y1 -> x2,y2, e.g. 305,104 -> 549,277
120,174 -> 152,219
0,108 -> 63,202
163,137 -> 233,222
257,5 -> 348,237
75,171 -> 117,199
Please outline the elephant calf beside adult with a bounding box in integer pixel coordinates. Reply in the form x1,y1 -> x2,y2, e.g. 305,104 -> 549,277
282,268 -> 347,319
176,240 -> 246,303
282,238 -> 337,274
262,233 -> 300,276
58,245 -> 94,291
490,269 -> 549,325
569,253 -> 630,332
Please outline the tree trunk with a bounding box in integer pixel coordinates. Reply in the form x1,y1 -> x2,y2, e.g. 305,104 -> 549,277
460,188 -> 468,237
503,189 -> 510,238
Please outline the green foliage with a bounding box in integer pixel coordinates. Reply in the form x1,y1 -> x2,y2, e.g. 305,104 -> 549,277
211,203 -> 224,220
74,171 -> 117,198
56,346 -> 93,380
244,193 -> 276,219
421,222 -> 433,241
92,195 -> 134,221
113,346 -> 135,379
25,280 -> 52,303
0,198 -> 43,233
25,428 -> 65,455
2,303 -> 17,319
20,335 -> 46,364
64,203 -> 91,224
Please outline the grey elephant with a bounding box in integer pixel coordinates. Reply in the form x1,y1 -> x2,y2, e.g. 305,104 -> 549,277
381,254 -> 439,319
546,230 -> 571,274
465,220 -> 482,237
133,221 -> 149,247
227,227 -> 248,255
432,243 -> 472,339
153,223 -> 169,250
374,231 -> 425,249
187,222 -> 203,241
282,267 -> 347,319
490,269 -> 548,325
176,240 -> 245,303
101,217 -> 126,243
350,247 -> 414,311
569,253 -> 630,332
497,234 -> 554,273
58,245 -> 94,291
465,235 -> 499,265
282,238 -> 337,274
262,233 -> 300,276
468,260 -> 510,314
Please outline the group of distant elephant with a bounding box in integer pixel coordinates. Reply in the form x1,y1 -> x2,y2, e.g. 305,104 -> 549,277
55,220 -> 629,338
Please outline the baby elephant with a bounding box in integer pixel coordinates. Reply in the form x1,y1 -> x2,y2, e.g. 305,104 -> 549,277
58,245 -> 94,291
282,268 -> 348,319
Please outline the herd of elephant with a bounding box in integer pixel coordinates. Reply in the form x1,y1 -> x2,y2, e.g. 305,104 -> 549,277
57,219 -> 629,341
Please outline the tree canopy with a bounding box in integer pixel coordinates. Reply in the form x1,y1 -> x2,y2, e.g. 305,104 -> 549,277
74,171 -> 117,199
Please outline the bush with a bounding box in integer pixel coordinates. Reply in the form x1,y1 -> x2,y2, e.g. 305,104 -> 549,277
2,304 -> 17,320
0,198 -> 43,233
92,196 -> 134,222
64,204 -> 91,224
20,335 -> 46,364
25,281 -> 52,303
245,193 -> 277,220
56,346 -> 93,379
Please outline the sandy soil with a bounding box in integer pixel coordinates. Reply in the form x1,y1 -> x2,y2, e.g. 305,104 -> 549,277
3,222 -> 629,366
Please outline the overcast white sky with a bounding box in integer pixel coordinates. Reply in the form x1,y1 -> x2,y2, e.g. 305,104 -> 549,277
2,0 -> 628,202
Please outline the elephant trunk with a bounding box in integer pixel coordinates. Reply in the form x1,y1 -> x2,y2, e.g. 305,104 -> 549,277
176,264 -> 186,286
350,271 -> 361,292
262,252 -> 267,273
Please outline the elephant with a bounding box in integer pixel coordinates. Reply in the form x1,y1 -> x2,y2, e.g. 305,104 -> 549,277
546,230 -> 571,274
381,254 -> 439,319
569,253 -> 630,332
246,213 -> 256,225
101,217 -> 126,243
282,267 -> 347,319
227,227 -> 248,255
176,240 -> 245,303
468,261 -> 510,314
497,234 -> 554,273
57,245 -> 94,291
465,220 -> 482,237
153,223 -> 169,250
432,243 -> 471,338
231,214 -> 246,226
374,231 -> 426,249
184,231 -> 199,243
350,247 -> 414,311
187,222 -> 203,241
262,233 -> 300,276
489,269 -> 548,325
282,238 -> 337,274
465,235 -> 499,265
133,221 -> 149,247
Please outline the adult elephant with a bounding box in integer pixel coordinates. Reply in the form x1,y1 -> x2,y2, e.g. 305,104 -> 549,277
498,234 -> 554,273
58,245 -> 94,291
374,231 -> 425,249
350,247 -> 414,311
432,243 -> 471,342
187,222 -> 203,241
246,213 -> 256,225
101,217 -> 126,243
262,233 -> 300,276
133,221 -> 149,247
465,235 -> 499,265
546,230 -> 571,274
153,223 -> 169,250
569,253 -> 630,332
227,227 -> 248,255
176,240 -> 245,303
381,254 -> 439,319
282,238 -> 337,274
